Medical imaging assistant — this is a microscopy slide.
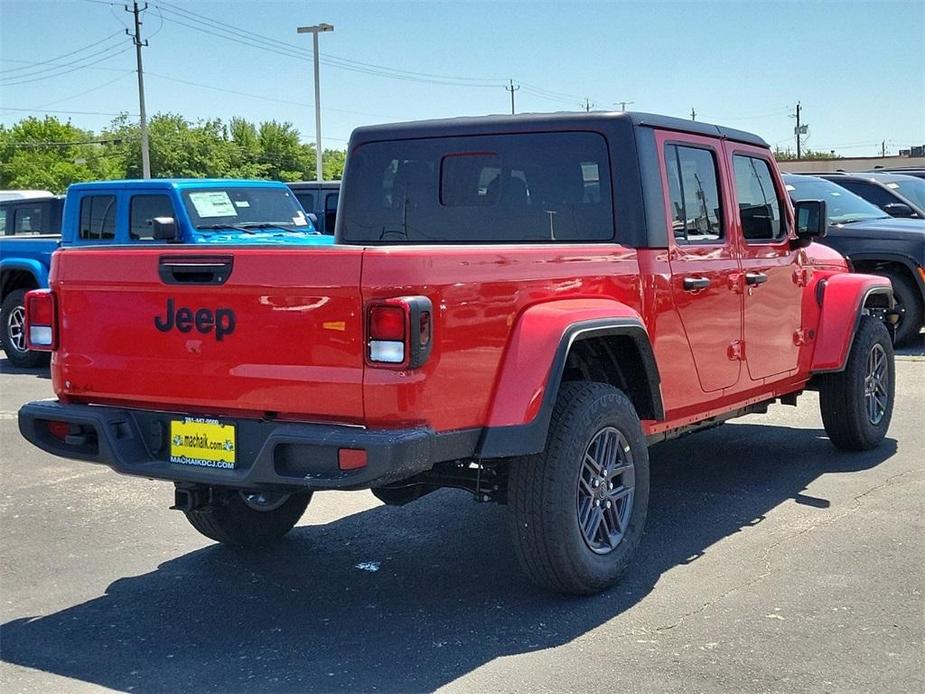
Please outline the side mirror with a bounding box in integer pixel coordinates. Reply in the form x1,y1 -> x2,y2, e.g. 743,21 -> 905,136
306,212 -> 318,228
881,202 -> 915,218
152,216 -> 179,241
792,200 -> 827,248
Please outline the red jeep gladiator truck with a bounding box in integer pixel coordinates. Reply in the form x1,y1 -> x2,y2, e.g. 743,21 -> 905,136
19,113 -> 896,595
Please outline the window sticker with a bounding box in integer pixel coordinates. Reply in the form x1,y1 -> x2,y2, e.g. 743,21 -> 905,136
189,191 -> 237,218
234,200 -> 251,207
886,183 -> 900,189
292,210 -> 308,226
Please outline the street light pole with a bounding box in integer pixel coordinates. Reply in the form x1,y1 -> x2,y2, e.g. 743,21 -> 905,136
297,23 -> 334,182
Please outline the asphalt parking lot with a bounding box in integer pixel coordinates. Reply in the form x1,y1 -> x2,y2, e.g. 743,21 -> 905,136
1,345 -> 923,693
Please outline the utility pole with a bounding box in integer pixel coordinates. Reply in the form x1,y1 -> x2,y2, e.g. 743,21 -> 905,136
580,98 -> 594,112
881,140 -> 886,158
615,100 -> 634,112
791,101 -> 808,160
126,1 -> 150,178
690,107 -> 696,121
297,23 -> 334,182
505,79 -> 520,115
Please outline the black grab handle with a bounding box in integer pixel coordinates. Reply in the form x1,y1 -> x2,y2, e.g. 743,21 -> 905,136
158,256 -> 234,285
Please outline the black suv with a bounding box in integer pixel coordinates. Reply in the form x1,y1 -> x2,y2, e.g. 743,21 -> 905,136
820,172 -> 925,219
785,174 -> 925,346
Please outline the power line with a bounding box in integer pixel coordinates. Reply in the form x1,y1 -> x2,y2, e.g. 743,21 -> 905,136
144,71 -> 385,125
0,107 -> 136,116
5,138 -> 125,148
27,71 -> 136,110
0,31 -> 123,75
157,1 -> 504,86
0,45 -> 132,87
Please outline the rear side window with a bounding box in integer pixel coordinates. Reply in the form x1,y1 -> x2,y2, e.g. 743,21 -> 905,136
833,179 -> 897,209
341,132 -> 614,243
12,204 -> 48,235
130,194 -> 175,239
664,145 -> 723,243
324,192 -> 338,233
0,207 -> 6,234
295,193 -> 314,212
733,155 -> 785,242
79,195 -> 116,240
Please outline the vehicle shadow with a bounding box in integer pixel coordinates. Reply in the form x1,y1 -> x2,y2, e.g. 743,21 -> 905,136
0,355 -> 51,379
0,422 -> 897,692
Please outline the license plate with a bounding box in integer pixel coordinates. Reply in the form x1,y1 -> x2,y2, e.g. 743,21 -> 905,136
169,417 -> 236,469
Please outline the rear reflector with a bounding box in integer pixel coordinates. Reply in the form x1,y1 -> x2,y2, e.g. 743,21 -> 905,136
338,448 -> 368,470
46,420 -> 70,441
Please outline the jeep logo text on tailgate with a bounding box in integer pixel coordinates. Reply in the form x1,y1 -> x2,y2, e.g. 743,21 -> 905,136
154,298 -> 236,341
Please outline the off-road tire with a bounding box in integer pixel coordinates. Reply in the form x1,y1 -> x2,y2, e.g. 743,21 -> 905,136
1,290 -> 48,369
884,270 -> 923,347
507,381 -> 650,595
819,316 -> 894,451
184,491 -> 311,547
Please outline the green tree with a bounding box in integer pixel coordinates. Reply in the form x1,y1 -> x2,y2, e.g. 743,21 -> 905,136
1,113 -> 347,188
774,147 -> 840,161
0,116 -> 121,192
322,148 -> 346,180
258,120 -> 311,181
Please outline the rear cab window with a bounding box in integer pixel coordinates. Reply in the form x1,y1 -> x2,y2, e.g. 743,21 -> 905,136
340,132 -> 614,243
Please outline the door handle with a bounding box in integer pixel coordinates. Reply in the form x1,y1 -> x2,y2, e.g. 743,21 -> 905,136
683,276 -> 711,291
745,272 -> 768,286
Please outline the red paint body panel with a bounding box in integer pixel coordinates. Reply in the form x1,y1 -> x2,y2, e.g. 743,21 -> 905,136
359,245 -> 642,430
811,272 -> 893,372
50,246 -> 366,422
485,298 -> 645,428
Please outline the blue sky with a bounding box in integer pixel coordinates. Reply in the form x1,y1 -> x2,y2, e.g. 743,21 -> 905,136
1,0 -> 923,156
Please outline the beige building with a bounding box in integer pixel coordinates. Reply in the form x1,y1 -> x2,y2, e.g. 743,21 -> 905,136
779,155 -> 925,174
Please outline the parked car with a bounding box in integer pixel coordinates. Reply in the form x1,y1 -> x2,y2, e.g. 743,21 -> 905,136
869,167 -> 925,180
20,112 -> 895,595
1,178 -> 332,367
819,172 -> 925,218
287,181 -> 340,234
0,189 -> 56,203
0,193 -> 64,236
784,174 -> 924,346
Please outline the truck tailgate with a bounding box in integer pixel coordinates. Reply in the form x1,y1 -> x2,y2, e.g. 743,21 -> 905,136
52,246 -> 365,422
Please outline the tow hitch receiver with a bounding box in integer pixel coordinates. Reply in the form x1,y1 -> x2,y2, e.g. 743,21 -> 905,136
171,484 -> 223,513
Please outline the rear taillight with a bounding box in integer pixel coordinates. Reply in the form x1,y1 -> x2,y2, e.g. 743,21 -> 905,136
25,289 -> 56,351
366,296 -> 432,368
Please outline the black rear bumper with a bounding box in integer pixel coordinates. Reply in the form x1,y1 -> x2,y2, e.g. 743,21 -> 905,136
18,401 -> 479,492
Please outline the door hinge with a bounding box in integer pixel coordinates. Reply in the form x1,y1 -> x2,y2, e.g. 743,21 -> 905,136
793,328 -> 815,346
793,267 -> 813,287
727,339 -> 745,361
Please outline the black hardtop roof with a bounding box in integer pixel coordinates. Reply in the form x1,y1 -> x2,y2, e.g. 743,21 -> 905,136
349,111 -> 768,148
